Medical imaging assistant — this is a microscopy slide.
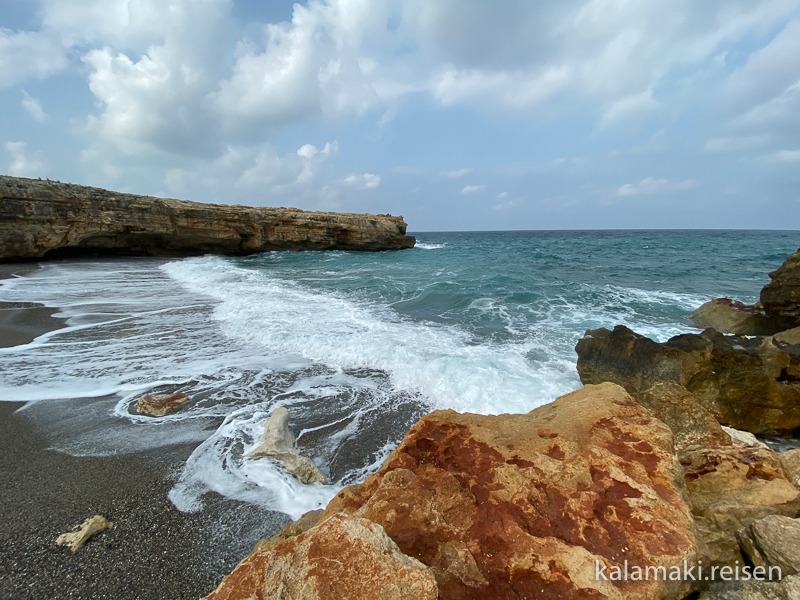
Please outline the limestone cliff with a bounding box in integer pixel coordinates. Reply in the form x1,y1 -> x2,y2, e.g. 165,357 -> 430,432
0,175 -> 415,261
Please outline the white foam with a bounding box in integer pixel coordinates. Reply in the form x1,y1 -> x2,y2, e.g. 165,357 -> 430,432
415,242 -> 447,250
162,257 -> 577,415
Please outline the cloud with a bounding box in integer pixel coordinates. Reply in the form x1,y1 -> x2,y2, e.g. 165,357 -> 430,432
21,91 -> 47,122
704,135 -> 770,154
440,167 -> 473,179
0,29 -> 68,88
493,193 -> 519,210
765,149 -> 800,163
461,184 -> 487,195
342,173 -> 381,190
599,89 -> 659,130
235,141 -> 339,195
616,177 -> 697,197
5,141 -> 48,176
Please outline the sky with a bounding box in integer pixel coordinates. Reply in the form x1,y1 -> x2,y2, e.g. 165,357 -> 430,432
1,0 -> 799,231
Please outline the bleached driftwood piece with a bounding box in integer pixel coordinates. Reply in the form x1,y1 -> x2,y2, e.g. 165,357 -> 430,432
56,515 -> 113,552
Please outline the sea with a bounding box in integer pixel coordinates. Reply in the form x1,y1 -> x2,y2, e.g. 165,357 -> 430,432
0,230 -> 797,520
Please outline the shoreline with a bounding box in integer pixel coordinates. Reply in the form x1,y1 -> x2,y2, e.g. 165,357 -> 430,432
0,400 -> 288,599
0,264 -> 288,599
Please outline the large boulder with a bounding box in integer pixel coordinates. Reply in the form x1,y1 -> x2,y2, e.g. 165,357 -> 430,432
691,298 -> 785,336
576,325 -> 800,434
680,445 -> 800,566
760,248 -> 800,325
0,175 -> 415,261
208,383 -> 699,599
205,512 -> 438,600
247,407 -> 328,485
779,449 -> 800,488
313,383 -> 699,600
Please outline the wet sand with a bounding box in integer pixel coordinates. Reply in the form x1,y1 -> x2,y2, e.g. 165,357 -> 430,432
0,264 -> 289,599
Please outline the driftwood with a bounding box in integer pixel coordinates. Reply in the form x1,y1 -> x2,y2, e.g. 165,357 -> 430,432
56,515 -> 113,552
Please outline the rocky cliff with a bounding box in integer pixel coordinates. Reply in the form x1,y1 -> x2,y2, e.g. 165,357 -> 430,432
0,175 -> 415,261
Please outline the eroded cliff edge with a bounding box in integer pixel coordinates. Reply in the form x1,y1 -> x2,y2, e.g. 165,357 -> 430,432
0,175 -> 415,261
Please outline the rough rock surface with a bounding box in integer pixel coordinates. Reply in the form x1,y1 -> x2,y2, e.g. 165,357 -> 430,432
205,512 -> 438,600
134,392 -> 190,417
760,248 -> 800,324
55,515 -> 113,552
639,381 -> 731,453
0,175 -> 415,261
576,325 -> 800,434
247,407 -> 327,485
722,426 -> 769,450
699,574 -> 800,600
779,449 -> 800,488
737,515 -> 800,575
293,383 -> 698,600
691,298 -> 785,336
680,445 -> 800,566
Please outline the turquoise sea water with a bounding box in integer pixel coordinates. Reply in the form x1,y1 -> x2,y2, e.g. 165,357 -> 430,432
0,230 -> 797,517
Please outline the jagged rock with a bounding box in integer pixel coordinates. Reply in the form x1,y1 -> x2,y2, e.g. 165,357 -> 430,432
680,445 -> 800,566
205,512 -> 438,600
722,426 -> 769,450
737,515 -> 800,576
761,248 -> 800,324
575,325 -> 800,434
691,298 -> 785,336
700,574 -> 800,599
779,449 -> 800,488
290,383 -> 697,600
247,406 -> 327,485
0,175 -> 415,261
134,391 -> 190,417
774,326 -> 800,345
55,515 -> 113,552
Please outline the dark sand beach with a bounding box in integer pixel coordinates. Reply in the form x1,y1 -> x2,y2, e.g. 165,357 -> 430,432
0,266 -> 288,599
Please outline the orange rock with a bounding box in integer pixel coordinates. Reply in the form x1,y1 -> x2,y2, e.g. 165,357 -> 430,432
318,382 -> 697,600
134,391 -> 190,417
205,512 -> 437,600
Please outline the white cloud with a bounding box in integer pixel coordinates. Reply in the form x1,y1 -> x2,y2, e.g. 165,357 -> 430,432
21,91 -> 47,122
5,141 -> 48,176
461,184 -> 487,195
704,135 -> 770,154
765,149 -> 800,163
236,141 -> 339,195
342,173 -> 381,190
617,177 -> 697,197
599,89 -> 659,130
440,168 -> 473,179
0,29 -> 68,88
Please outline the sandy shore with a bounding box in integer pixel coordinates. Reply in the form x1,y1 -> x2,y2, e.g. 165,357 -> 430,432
0,264 -> 290,599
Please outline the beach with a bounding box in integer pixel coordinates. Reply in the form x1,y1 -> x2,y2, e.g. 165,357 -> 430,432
0,274 -> 289,599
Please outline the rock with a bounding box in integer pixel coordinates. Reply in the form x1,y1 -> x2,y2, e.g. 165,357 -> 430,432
722,426 -> 769,450
247,407 -> 328,485
55,515 -> 113,552
700,574 -> 800,599
205,512 -> 438,600
639,381 -> 731,453
779,449 -> 800,488
773,326 -> 800,346
760,248 -> 800,324
0,175 -> 415,261
737,515 -> 800,575
691,298 -> 784,336
576,325 -> 800,434
680,445 -> 800,566
134,391 -> 190,417
309,383 -> 698,600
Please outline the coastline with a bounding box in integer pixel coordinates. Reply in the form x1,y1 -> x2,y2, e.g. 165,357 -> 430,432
0,264 -> 288,599
0,400 -> 288,599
